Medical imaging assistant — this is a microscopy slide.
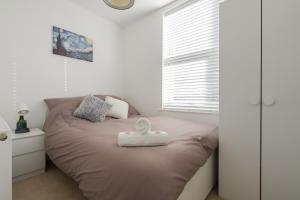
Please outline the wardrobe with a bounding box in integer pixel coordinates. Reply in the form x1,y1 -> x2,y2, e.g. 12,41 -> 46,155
219,0 -> 300,200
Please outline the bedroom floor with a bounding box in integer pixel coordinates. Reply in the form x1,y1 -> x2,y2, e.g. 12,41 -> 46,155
13,165 -> 220,200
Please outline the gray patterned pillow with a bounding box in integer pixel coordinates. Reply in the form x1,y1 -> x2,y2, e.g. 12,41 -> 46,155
73,95 -> 112,122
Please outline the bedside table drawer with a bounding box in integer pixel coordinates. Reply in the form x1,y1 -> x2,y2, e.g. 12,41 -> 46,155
13,135 -> 44,156
12,151 -> 45,178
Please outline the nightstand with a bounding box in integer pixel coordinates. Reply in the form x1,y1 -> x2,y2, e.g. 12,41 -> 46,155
12,128 -> 46,182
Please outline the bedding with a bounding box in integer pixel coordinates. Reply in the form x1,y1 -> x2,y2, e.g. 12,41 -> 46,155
43,100 -> 218,200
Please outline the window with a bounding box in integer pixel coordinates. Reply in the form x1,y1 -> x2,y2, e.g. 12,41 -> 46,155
162,0 -> 219,113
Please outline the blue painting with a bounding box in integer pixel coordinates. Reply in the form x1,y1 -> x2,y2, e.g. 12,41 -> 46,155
52,26 -> 93,62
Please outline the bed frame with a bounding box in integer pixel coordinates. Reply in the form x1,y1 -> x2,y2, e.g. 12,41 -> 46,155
178,151 -> 217,200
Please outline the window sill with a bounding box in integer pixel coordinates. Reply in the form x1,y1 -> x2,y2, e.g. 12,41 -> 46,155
159,108 -> 219,115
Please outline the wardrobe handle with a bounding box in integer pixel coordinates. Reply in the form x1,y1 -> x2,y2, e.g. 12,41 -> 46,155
263,96 -> 275,106
249,96 -> 260,106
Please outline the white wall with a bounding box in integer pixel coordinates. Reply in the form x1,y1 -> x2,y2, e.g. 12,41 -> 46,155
0,0 -> 124,128
0,0 -> 218,129
122,0 -> 218,124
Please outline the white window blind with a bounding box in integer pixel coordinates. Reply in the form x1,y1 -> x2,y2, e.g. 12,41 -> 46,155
163,0 -> 219,112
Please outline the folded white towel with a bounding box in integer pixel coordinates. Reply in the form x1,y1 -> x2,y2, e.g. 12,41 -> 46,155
118,131 -> 169,147
118,117 -> 169,147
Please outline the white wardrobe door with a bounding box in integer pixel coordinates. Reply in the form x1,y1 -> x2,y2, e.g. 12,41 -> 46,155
219,0 -> 261,200
262,0 -> 300,199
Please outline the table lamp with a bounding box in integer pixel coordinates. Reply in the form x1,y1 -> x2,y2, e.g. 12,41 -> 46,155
15,103 -> 30,134
0,115 -> 10,141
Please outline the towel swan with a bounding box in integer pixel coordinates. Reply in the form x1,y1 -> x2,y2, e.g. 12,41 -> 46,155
118,118 -> 169,147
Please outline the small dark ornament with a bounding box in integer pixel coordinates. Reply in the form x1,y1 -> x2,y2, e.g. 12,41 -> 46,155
15,115 -> 30,134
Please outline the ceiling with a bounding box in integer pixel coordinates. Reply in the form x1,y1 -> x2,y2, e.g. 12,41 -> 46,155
70,0 -> 176,26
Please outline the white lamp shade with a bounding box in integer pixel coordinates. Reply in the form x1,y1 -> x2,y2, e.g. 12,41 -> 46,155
103,0 -> 134,10
17,103 -> 30,115
0,115 -> 11,133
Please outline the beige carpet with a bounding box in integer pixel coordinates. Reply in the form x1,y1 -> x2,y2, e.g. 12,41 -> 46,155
13,166 -> 221,200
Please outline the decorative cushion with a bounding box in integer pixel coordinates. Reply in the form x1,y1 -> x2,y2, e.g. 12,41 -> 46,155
73,95 -> 112,122
105,96 -> 129,119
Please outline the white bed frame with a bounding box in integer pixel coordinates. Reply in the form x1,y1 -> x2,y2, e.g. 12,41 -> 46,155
178,151 -> 217,200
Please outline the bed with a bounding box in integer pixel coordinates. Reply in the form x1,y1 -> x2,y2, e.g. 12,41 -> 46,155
43,96 -> 218,200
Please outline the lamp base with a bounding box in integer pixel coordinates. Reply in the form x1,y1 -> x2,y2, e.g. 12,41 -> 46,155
15,128 -> 30,134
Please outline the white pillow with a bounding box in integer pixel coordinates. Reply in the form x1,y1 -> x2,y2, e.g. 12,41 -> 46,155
105,96 -> 129,119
